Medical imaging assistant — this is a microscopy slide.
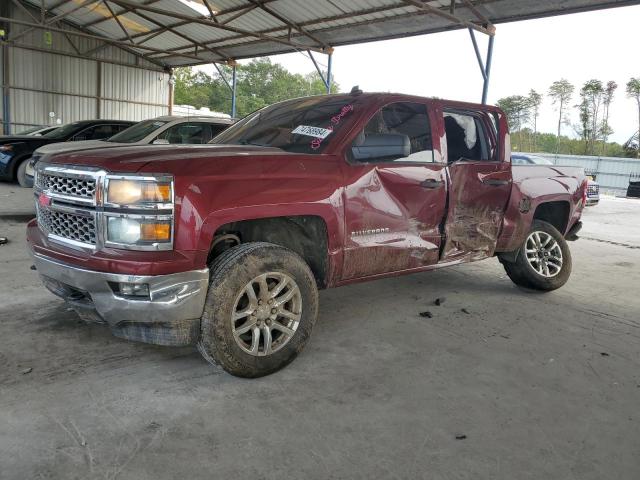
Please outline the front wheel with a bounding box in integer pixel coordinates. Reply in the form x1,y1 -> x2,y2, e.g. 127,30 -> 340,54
501,220 -> 572,291
198,242 -> 319,378
16,158 -> 31,188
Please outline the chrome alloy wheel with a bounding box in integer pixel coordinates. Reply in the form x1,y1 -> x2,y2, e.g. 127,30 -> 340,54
231,272 -> 302,356
525,231 -> 563,278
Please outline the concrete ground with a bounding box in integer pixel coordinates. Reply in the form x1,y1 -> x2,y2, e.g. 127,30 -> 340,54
1,181 -> 639,480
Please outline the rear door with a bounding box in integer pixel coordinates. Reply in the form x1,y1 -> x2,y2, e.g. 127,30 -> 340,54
440,109 -> 512,262
342,101 -> 447,279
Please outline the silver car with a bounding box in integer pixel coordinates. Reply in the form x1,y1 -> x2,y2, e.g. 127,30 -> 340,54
26,115 -> 234,183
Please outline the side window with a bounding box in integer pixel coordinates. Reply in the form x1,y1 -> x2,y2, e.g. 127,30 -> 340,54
210,124 -> 228,139
157,123 -> 206,144
351,102 -> 433,163
71,126 -> 95,141
74,124 -> 120,141
443,112 -> 490,163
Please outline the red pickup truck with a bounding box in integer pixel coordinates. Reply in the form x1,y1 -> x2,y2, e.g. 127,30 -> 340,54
28,92 -> 586,377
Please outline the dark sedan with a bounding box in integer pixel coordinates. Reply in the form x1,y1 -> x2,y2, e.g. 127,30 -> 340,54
0,119 -> 134,186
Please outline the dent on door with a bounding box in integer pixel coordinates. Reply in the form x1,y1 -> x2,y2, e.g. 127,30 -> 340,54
442,162 -> 510,262
343,165 -> 446,279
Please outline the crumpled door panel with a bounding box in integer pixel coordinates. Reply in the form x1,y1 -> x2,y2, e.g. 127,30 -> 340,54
442,161 -> 512,262
343,165 -> 447,279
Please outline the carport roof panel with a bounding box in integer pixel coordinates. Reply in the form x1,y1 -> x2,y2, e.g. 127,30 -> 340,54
19,0 -> 640,67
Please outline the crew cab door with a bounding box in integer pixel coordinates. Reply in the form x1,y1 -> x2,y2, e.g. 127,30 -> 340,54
440,109 -> 512,262
342,101 -> 447,279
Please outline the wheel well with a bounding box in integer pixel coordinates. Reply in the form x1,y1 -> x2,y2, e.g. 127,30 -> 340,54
533,201 -> 570,234
208,216 -> 329,288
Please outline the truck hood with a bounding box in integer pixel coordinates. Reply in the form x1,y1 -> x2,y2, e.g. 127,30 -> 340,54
45,144 -> 287,174
36,140 -> 111,156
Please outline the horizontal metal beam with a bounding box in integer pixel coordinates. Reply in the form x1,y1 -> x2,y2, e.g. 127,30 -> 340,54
403,0 -> 493,36
2,83 -> 169,108
108,0 -> 327,53
0,16 -> 215,64
8,42 -> 166,72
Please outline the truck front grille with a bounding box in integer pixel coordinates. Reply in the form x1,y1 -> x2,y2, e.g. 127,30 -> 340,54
587,184 -> 599,196
37,172 -> 96,200
36,204 -> 97,245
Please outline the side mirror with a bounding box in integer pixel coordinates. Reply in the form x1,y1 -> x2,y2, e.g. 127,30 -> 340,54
152,138 -> 170,145
351,133 -> 410,162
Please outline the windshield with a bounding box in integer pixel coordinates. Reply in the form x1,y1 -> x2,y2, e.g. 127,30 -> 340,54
107,119 -> 168,143
211,96 -> 361,153
42,122 -> 85,139
17,126 -> 45,135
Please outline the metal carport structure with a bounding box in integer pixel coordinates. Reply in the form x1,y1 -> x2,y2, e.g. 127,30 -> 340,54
2,0 -> 639,132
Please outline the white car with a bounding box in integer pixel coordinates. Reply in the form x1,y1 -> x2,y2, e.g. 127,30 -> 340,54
26,115 -> 234,182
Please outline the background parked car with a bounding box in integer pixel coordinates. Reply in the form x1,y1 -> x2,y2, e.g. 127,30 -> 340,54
25,116 -> 235,187
512,152 -> 599,206
14,125 -> 60,136
0,119 -> 134,187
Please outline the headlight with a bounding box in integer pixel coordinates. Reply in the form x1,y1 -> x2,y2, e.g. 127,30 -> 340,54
106,178 -> 172,206
104,174 -> 174,250
107,217 -> 172,246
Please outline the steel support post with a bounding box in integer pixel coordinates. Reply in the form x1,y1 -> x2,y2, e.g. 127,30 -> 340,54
326,51 -> 332,94
231,64 -> 237,118
482,34 -> 494,104
468,27 -> 495,105
1,45 -> 10,135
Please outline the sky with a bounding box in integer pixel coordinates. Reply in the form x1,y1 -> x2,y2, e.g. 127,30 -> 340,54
196,4 -> 640,144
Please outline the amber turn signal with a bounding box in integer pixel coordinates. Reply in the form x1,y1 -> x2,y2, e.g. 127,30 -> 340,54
140,222 -> 171,242
107,179 -> 172,205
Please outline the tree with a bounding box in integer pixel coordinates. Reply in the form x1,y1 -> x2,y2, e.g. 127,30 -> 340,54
496,95 -> 530,150
172,59 -> 339,118
599,81 -> 618,153
548,79 -> 574,154
528,89 -> 542,151
627,77 -> 640,158
578,79 -> 604,155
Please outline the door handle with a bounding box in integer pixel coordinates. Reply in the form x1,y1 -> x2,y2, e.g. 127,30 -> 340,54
420,179 -> 444,189
482,178 -> 511,186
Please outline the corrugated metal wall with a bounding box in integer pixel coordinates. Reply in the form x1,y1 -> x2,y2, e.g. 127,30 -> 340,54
536,153 -> 640,194
0,3 -> 170,134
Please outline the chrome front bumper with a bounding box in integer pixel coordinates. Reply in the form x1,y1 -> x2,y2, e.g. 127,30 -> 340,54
32,252 -> 209,346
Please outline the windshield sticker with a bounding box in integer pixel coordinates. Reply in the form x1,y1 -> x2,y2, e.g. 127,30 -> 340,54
292,125 -> 333,139
310,104 -> 354,150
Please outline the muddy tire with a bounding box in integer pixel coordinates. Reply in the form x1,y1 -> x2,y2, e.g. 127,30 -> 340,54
198,242 -> 318,378
501,220 -> 572,291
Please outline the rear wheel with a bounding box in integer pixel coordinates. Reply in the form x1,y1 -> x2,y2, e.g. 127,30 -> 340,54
501,220 -> 572,291
198,242 -> 319,377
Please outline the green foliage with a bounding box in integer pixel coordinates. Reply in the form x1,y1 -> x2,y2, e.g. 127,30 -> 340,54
172,58 -> 339,118
511,129 -> 628,157
627,77 -> 640,158
496,95 -> 530,132
500,78 -> 637,158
